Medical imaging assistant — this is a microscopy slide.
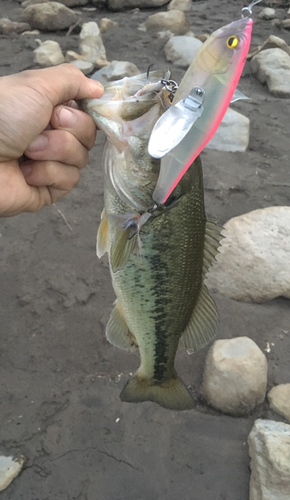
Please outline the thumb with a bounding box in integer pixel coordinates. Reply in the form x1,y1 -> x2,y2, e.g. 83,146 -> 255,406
24,64 -> 104,107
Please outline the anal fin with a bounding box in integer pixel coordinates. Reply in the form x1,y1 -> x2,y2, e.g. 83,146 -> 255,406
106,301 -> 138,352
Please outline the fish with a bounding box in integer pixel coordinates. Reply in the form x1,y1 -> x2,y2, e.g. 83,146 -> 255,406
81,69 -> 222,411
148,11 -> 255,204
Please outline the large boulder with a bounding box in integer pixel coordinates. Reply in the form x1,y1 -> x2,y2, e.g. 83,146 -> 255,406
0,18 -> 31,34
70,60 -> 94,75
23,0 -> 88,5
108,0 -> 169,10
0,455 -> 25,492
91,60 -> 140,83
206,207 -> 290,302
258,7 -> 276,20
268,384 -> 290,421
79,22 -> 108,67
248,419 -> 290,500
34,39 -> 65,66
206,107 -> 250,152
57,0 -> 88,5
250,48 -> 290,97
167,0 -> 191,11
21,2 -> 78,31
145,10 -> 190,35
201,337 -> 267,416
164,35 -> 202,67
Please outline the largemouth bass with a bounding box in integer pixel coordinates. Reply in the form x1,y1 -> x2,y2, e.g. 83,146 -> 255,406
81,69 -> 222,411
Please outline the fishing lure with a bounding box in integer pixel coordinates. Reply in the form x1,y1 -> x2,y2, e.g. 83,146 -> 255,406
148,0 -> 263,205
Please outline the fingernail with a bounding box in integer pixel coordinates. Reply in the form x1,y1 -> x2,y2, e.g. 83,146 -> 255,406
58,107 -> 76,128
93,80 -> 104,89
20,164 -> 32,177
27,134 -> 48,152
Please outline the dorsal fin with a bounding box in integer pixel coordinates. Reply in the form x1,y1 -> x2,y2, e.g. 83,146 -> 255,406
96,209 -> 109,258
180,284 -> 219,354
202,219 -> 224,278
180,219 -> 223,354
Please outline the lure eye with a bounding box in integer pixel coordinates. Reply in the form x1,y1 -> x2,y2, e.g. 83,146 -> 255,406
227,35 -> 239,49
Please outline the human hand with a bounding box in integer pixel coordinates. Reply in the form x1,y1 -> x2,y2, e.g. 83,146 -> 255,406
0,64 -> 104,217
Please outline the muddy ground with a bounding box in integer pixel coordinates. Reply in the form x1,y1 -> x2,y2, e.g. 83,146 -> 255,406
0,0 -> 290,499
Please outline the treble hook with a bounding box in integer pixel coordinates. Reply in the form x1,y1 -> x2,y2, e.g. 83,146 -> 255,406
241,0 -> 263,18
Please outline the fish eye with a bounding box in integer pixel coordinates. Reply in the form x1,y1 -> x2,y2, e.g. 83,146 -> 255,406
227,35 -> 239,49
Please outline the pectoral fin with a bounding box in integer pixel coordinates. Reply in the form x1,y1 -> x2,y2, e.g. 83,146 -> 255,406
106,301 -> 138,352
110,228 -> 137,272
231,89 -> 251,103
96,209 -> 109,258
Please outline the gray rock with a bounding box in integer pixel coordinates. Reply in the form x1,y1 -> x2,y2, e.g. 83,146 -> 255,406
259,35 -> 290,56
23,0 -> 88,5
70,60 -> 94,75
247,35 -> 290,60
268,384 -> 290,421
201,337 -> 267,416
250,48 -> 290,97
271,18 -> 282,29
248,419 -> 290,500
65,50 -> 84,62
167,0 -> 191,11
34,39 -> 65,66
155,29 -> 175,41
21,2 -> 78,31
57,0 -> 88,5
91,60 -> 140,83
205,108 -> 250,152
206,207 -> 290,302
0,18 -> 31,34
22,0 -> 50,6
99,17 -> 118,33
196,33 -> 209,43
107,0 -> 169,10
0,455 -> 25,492
21,29 -> 40,35
145,10 -> 190,35
79,21 -> 108,67
258,8 -> 276,20
282,18 -> 290,30
164,35 -> 202,67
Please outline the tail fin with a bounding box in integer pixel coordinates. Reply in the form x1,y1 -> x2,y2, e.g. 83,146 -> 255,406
120,373 -> 194,411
